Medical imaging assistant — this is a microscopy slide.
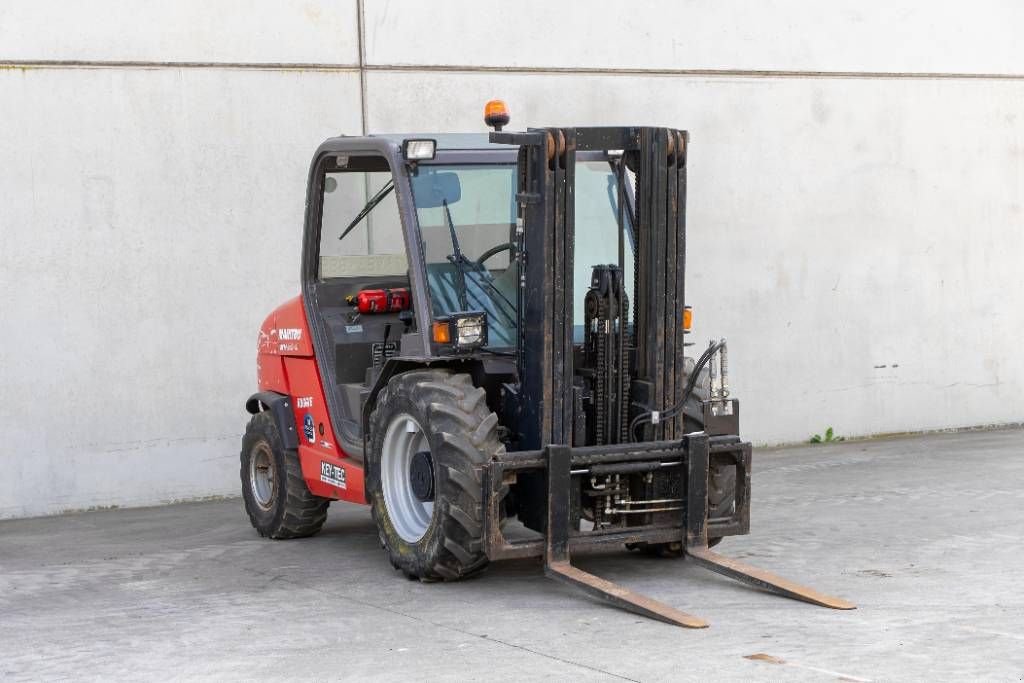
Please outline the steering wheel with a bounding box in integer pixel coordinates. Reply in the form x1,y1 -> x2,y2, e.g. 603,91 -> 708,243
475,242 -> 514,268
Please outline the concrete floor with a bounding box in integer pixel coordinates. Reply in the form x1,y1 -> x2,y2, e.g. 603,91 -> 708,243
2,428 -> 1023,681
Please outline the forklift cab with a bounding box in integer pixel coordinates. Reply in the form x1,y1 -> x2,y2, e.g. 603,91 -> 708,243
301,132 -> 636,457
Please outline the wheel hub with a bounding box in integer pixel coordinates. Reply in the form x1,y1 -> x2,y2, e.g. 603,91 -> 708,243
409,450 -> 435,502
249,442 -> 276,511
380,414 -> 434,543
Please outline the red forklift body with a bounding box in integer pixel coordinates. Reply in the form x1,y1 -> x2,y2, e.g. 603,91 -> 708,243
256,296 -> 366,504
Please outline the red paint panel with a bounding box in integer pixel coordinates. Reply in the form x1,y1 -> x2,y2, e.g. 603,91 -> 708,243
256,353 -> 287,393
258,295 -> 314,357
282,355 -> 367,505
298,445 -> 367,504
254,294 -> 367,505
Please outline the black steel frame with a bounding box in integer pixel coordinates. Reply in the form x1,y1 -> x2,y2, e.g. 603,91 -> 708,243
482,126 -> 854,627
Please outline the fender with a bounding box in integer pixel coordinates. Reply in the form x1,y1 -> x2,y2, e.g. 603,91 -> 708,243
246,391 -> 300,450
360,357 -> 512,436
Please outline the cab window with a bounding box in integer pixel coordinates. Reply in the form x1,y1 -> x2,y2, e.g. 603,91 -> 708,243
318,155 -> 408,280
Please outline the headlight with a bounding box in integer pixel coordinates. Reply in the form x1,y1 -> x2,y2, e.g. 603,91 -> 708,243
454,314 -> 487,348
432,312 -> 488,351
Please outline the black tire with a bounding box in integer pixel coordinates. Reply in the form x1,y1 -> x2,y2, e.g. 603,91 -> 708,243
632,358 -> 736,556
366,370 -> 505,581
240,411 -> 329,539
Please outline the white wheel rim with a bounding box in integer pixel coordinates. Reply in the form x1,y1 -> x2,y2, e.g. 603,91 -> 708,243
381,413 -> 434,543
249,442 -> 276,510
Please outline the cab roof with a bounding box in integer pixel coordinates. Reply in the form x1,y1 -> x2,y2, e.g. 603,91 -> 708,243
367,133 -> 518,151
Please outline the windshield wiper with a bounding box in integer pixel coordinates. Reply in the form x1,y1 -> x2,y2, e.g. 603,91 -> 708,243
442,199 -> 470,310
441,199 -> 517,332
463,260 -> 517,327
338,180 -> 395,242
442,202 -> 517,328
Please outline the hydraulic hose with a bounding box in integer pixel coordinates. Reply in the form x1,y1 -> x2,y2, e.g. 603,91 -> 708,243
629,341 -> 724,442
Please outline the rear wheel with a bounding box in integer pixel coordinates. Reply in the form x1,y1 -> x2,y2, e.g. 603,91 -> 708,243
240,411 -> 329,539
367,370 -> 505,581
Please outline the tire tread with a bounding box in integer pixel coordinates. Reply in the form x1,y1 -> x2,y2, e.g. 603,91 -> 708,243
240,411 -> 329,540
367,370 -> 505,581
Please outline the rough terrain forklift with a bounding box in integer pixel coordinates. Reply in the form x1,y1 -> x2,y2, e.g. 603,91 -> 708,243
241,102 -> 853,627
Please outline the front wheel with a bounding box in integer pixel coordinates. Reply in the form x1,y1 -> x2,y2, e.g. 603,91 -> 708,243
367,370 -> 506,581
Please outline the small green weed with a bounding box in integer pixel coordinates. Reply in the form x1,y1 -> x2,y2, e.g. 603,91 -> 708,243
809,426 -> 844,444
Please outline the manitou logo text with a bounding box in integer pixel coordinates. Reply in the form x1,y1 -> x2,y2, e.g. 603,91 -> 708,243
278,328 -> 302,340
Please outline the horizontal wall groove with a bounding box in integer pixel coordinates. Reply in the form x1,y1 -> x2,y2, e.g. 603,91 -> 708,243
5,60 -> 1024,81
0,60 -> 361,72
366,63 -> 1024,81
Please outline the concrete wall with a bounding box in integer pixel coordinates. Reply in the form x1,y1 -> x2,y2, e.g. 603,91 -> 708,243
2,1 -> 1021,518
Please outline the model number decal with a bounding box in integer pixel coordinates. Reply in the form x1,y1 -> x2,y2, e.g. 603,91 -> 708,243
296,396 -> 313,408
320,461 -> 346,489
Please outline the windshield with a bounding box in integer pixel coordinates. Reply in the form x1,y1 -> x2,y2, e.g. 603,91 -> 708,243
412,164 -> 519,347
410,160 -> 635,349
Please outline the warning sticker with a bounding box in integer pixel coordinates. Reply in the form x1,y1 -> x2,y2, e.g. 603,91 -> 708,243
371,341 -> 399,368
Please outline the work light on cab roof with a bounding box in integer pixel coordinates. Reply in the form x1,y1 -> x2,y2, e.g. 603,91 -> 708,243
402,138 -> 436,161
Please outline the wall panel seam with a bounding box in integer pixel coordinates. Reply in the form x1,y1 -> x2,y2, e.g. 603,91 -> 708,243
355,0 -> 369,136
